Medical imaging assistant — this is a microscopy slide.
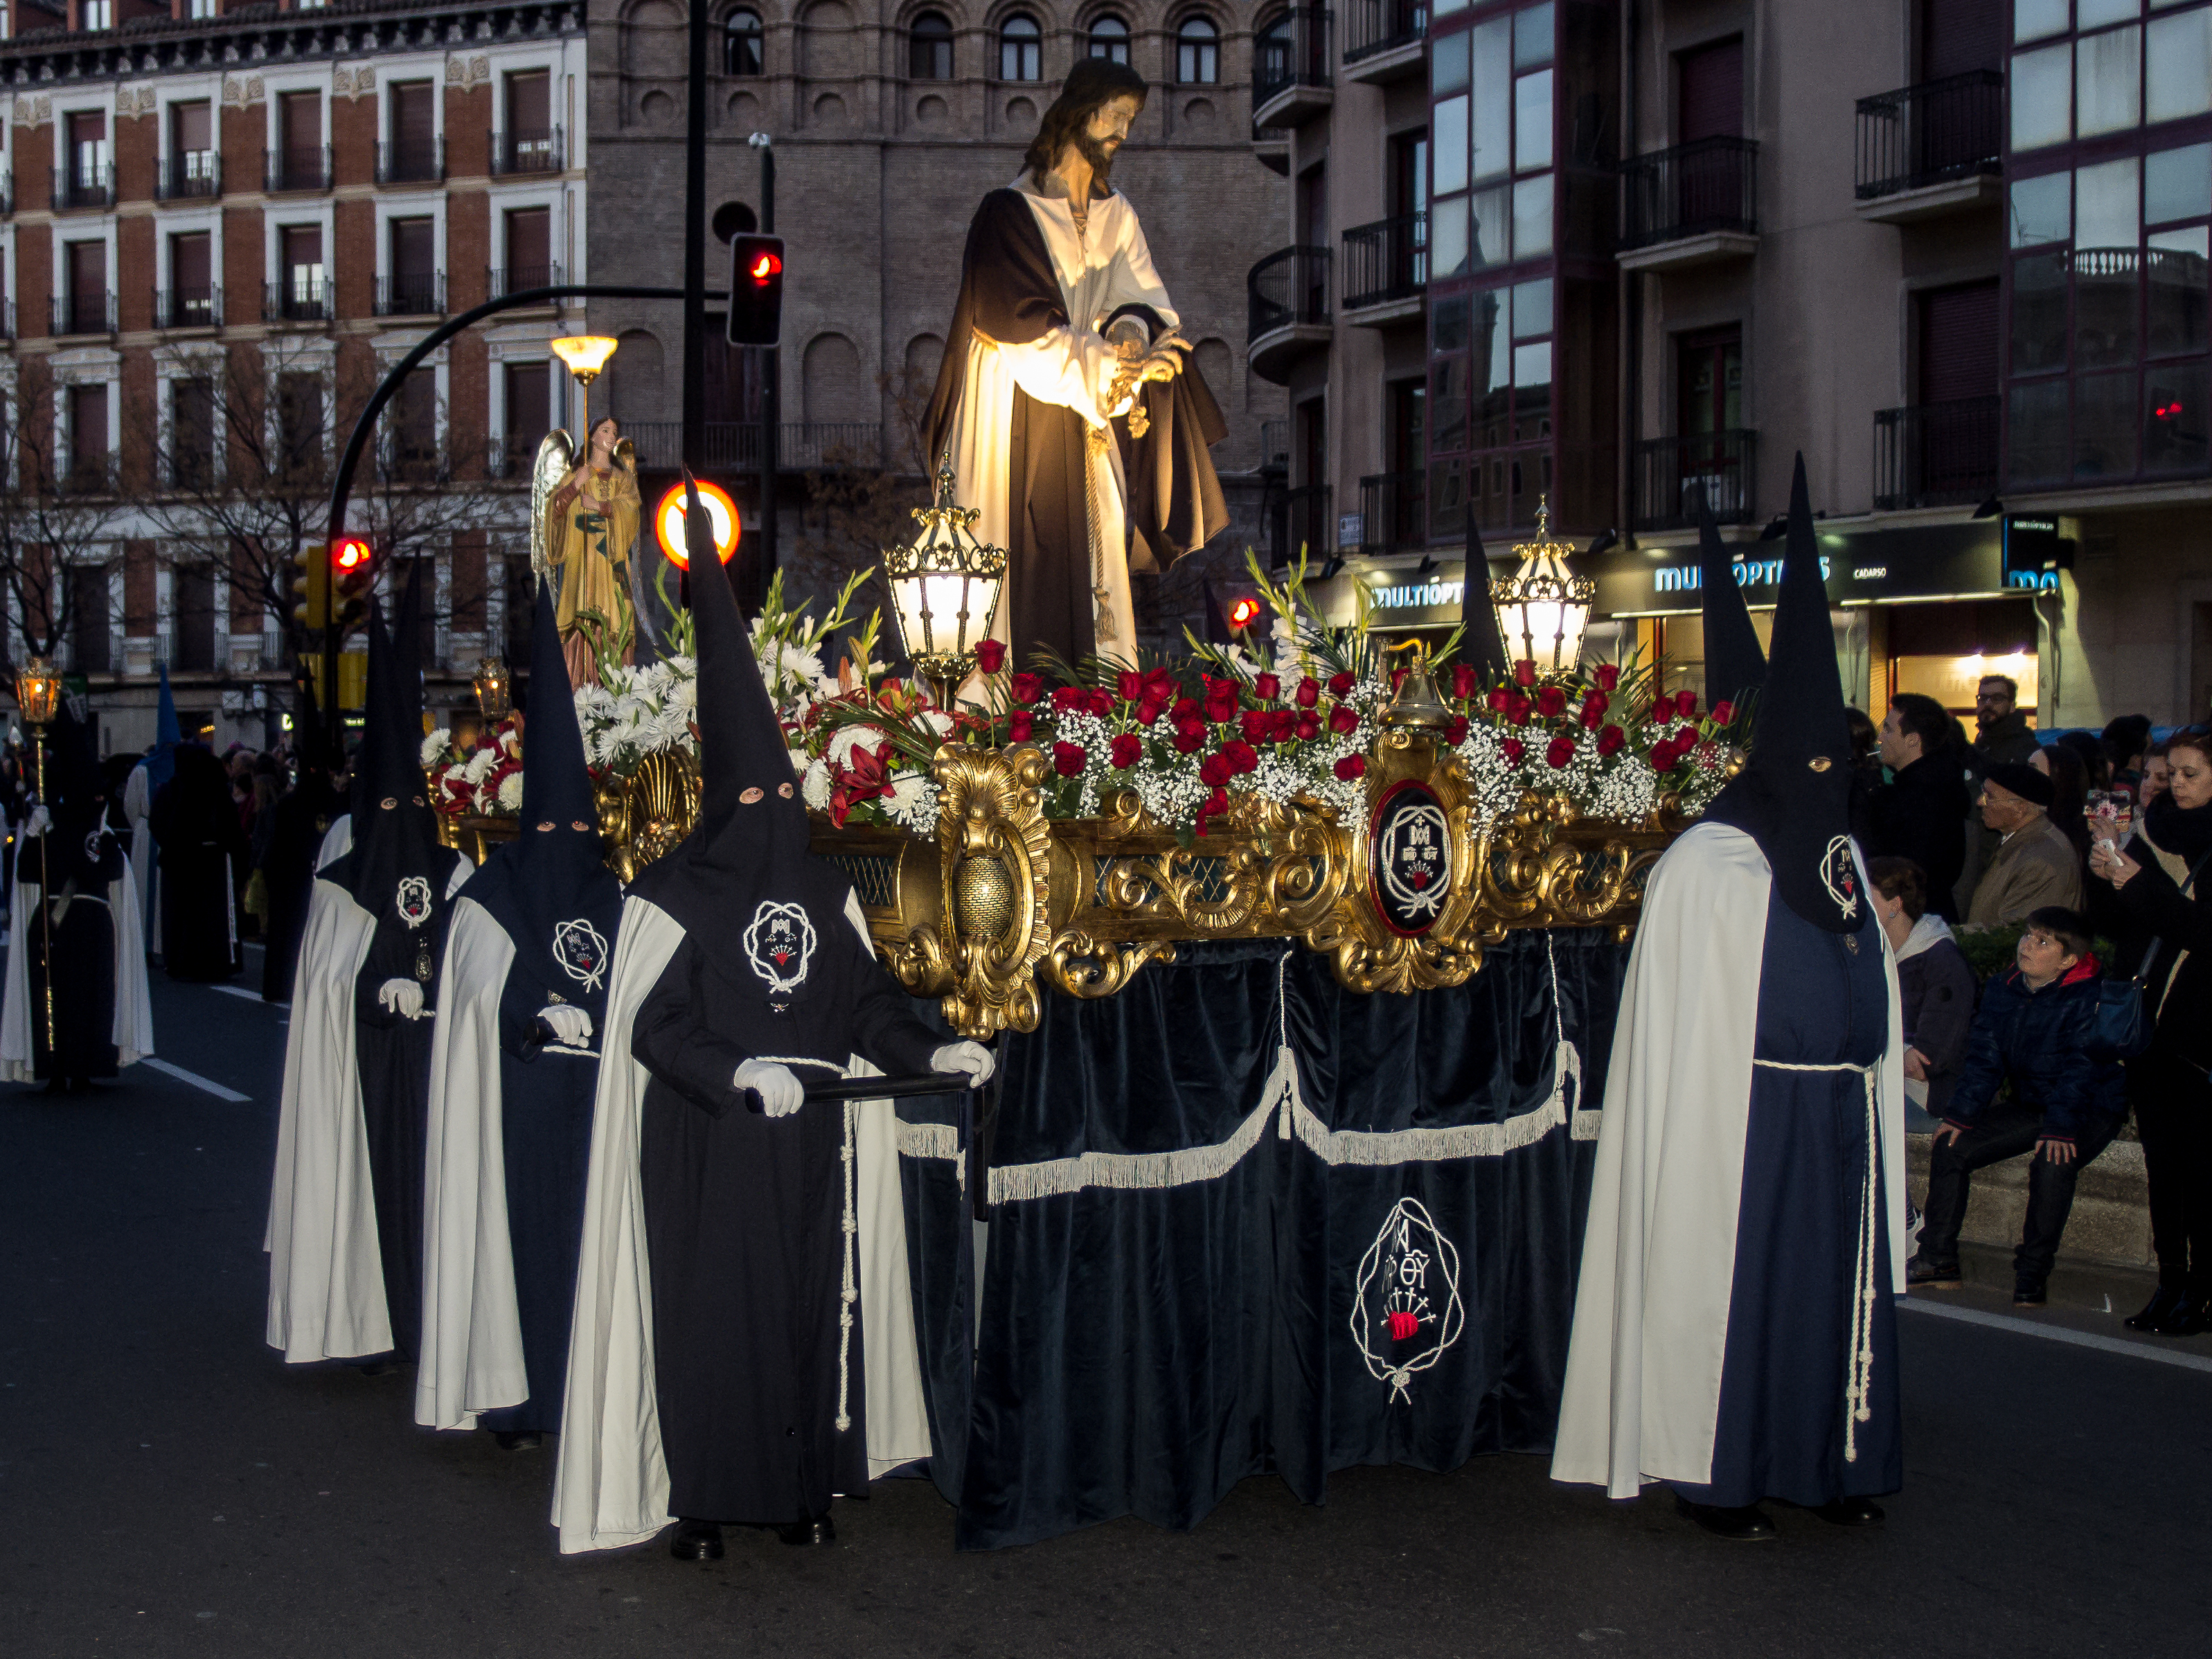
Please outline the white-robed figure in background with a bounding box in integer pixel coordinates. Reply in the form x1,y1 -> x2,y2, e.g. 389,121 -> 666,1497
416,580 -> 624,1450
1552,457 -> 1908,1541
265,573 -> 468,1369
554,480 -> 994,1561
1,706 -> 154,1091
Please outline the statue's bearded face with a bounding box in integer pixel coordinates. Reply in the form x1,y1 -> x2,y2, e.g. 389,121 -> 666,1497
1069,94 -> 1141,181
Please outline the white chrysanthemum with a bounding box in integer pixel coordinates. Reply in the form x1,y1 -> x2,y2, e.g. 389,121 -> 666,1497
494,771 -> 525,812
802,757 -> 834,810
917,709 -> 954,740
420,729 -> 451,768
882,772 -> 940,834
785,746 -> 811,778
463,746 -> 501,785
828,725 -> 889,768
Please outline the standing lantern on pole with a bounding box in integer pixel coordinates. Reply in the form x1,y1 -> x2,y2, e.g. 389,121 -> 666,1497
883,458 -> 1009,713
1490,498 -> 1596,680
12,655 -> 63,1052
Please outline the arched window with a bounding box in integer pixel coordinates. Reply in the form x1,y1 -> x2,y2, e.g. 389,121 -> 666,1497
999,13 -> 1042,81
723,8 -> 764,76
1087,15 -> 1130,64
1176,15 -> 1218,85
909,10 -> 954,80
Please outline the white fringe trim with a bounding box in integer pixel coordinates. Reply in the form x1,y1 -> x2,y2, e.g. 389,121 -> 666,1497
985,1083 -> 1283,1207
894,1119 -> 966,1196
1288,1038 -> 1581,1167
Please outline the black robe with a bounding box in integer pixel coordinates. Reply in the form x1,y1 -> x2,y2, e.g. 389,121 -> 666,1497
630,919 -> 941,1525
19,828 -> 123,1083
151,754 -> 248,982
922,186 -> 1227,667
260,779 -> 344,1002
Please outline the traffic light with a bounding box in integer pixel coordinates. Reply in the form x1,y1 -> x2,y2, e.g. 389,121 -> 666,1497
726,233 -> 785,346
330,534 -> 376,639
291,541 -> 329,630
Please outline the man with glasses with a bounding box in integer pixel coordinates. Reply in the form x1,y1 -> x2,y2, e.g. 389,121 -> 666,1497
1972,676 -> 2040,772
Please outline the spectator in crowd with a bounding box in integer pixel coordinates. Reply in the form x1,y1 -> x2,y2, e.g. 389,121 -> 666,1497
1869,855 -> 1977,1134
2032,740 -> 2093,874
2089,728 -> 2212,1336
2139,740 -> 2172,813
1869,693 -> 1971,921
1909,907 -> 2128,1306
2103,714 -> 2152,792
1965,762 -> 2083,926
2056,729 -> 2112,794
1970,675 -> 2040,775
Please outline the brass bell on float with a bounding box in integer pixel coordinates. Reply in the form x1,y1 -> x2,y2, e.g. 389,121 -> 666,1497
1381,640 -> 1455,732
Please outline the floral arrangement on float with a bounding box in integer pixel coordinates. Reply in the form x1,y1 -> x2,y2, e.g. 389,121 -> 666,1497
422,713 -> 526,817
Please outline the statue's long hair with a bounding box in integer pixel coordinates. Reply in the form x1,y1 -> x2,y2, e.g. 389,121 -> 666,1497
1022,57 -> 1148,186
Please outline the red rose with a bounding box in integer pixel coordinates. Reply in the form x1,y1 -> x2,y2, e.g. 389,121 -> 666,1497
1051,685 -> 1085,713
1109,732 -> 1142,769
1536,685 -> 1567,718
1052,741 -> 1087,777
1195,786 -> 1229,836
1116,669 -> 1146,702
1204,677 -> 1240,723
1328,704 -> 1359,736
1545,735 -> 1576,770
1146,666 -> 1177,698
1514,659 -> 1537,687
974,639 -> 1007,675
1594,662 -> 1620,692
1172,695 -> 1200,722
1222,739 -> 1260,775
1711,699 -> 1735,725
1254,672 -> 1281,701
1501,738 -> 1527,766
1171,726 -> 1204,754
1596,723 -> 1625,757
1199,752 -> 1231,787
1505,691 -> 1532,725
1446,716 -> 1469,745
1328,671 -> 1355,695
1648,741 -> 1679,772
1087,688 -> 1115,717
1012,673 -> 1044,706
1676,689 -> 1700,720
1272,709 -> 1299,742
1008,711 -> 1035,742
1578,703 -> 1603,731
1294,711 -> 1321,741
1240,709 -> 1272,745
1452,664 -> 1477,701
1486,689 -> 1510,713
1295,676 -> 1321,709
1136,696 -> 1167,727
1175,713 -> 1206,740
1333,754 -> 1366,781
1583,689 -> 1610,719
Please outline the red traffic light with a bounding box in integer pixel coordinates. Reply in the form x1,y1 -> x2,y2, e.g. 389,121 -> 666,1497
332,535 -> 373,574
1225,596 -> 1263,630
726,233 -> 785,346
749,251 -> 782,281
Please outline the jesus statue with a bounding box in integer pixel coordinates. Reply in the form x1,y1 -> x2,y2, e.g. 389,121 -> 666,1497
922,57 -> 1229,671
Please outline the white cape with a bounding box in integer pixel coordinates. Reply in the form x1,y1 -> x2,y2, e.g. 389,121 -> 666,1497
1550,822 -> 1907,1499
124,763 -> 155,953
0,860 -> 155,1081
551,892 -> 934,1554
263,816 -> 469,1363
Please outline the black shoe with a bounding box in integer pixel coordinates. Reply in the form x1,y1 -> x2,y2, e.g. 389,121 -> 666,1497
2128,1287 -> 2184,1331
1906,1254 -> 1963,1289
776,1512 -> 837,1547
1811,1497 -> 1886,1527
1674,1495 -> 1776,1541
492,1430 -> 543,1452
2013,1278 -> 2047,1307
2150,1296 -> 2208,1337
354,1358 -> 400,1378
669,1519 -> 724,1561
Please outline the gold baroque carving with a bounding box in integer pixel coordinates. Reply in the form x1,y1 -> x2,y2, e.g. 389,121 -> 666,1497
929,741 -> 1053,1039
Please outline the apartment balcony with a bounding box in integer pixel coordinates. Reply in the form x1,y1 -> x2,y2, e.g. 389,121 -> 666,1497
265,278 -> 335,325
490,127 -> 564,176
52,163 -> 114,212
157,151 -> 221,202
1342,0 -> 1425,85
376,139 -> 446,186
157,285 -> 222,330
618,421 -> 890,472
60,454 -> 119,496
1254,8 -> 1335,130
1632,429 -> 1758,532
375,273 -> 447,318
1618,137 -> 1759,273
1855,70 -> 2004,224
1247,245 -> 1331,385
264,145 -> 332,193
1873,397 -> 2001,510
1357,471 -> 1426,556
1341,212 -> 1425,325
1251,117 -> 1290,177
51,292 -> 116,337
1271,482 -> 1334,568
486,263 -> 565,303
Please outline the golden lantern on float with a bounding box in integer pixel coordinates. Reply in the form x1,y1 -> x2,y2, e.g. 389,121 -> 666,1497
472,655 -> 512,723
883,456 -> 1008,712
1490,497 -> 1596,681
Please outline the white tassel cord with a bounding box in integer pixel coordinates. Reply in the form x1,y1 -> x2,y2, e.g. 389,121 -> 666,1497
836,1099 -> 858,1434
1751,1058 -> 1882,1464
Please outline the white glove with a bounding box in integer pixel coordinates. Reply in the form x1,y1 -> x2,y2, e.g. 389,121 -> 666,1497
377,977 -> 425,1020
931,1040 -> 995,1086
735,1058 -> 804,1119
538,1004 -> 592,1046
25,805 -> 50,838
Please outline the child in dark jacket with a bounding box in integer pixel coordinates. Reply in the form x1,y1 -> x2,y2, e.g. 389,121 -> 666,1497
1908,907 -> 2129,1305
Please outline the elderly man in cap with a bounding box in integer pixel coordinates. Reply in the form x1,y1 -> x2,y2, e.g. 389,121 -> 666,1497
1964,761 -> 2083,928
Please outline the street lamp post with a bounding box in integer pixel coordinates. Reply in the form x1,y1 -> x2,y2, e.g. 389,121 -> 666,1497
12,655 -> 62,1054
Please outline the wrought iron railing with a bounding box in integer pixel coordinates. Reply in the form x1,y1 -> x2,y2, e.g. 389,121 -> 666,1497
1274,481 -> 1333,567
487,264 -> 564,300
1248,245 -> 1331,341
377,138 -> 446,186
1256,8 -> 1334,114
1855,70 -> 2004,200
490,127 -> 564,175
1873,397 -> 2000,509
51,163 -> 114,211
1632,429 -> 1758,531
1344,0 -> 1424,62
157,286 -> 222,330
375,273 -> 447,317
1620,136 -> 1758,251
264,145 -> 332,193
1357,471 -> 1425,556
158,151 -> 221,200
1342,212 -> 1425,309
265,278 -> 335,323
52,292 -> 115,336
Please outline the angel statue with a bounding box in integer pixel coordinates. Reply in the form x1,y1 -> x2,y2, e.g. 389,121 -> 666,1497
531,414 -> 641,689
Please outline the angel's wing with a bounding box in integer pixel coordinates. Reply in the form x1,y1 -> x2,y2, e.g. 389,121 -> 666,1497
613,436 -> 636,474
528,429 -> 576,596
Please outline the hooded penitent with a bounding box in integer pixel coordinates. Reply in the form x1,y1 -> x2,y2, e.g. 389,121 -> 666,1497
260,677 -> 348,1002
150,740 -> 247,982
1699,455 -> 1861,934
1459,504 -> 1511,681
144,664 -> 181,801
1697,495 -> 1766,716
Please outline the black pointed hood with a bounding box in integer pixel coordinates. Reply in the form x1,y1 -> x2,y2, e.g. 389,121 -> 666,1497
1697,495 -> 1765,716
1701,455 -> 1862,933
33,706 -> 125,888
330,585 -> 449,923
290,673 -> 328,778
1459,505 -> 1510,680
629,474 -> 846,1011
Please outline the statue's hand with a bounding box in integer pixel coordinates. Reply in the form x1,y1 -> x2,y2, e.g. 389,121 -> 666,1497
1139,331 -> 1189,384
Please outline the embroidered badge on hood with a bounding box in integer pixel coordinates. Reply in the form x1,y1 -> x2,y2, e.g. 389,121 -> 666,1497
553,918 -> 609,993
742,900 -> 817,1009
1821,835 -> 1859,920
396,876 -> 434,929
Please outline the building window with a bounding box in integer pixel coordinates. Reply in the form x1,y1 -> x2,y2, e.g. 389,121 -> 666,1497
393,371 -> 438,480
724,8 -> 764,77
168,100 -> 215,198
79,0 -> 112,28
172,379 -> 216,489
1176,16 -> 1218,85
386,217 -> 438,316
68,383 -> 109,490
505,362 -> 551,459
910,10 -> 954,80
277,372 -> 324,479
66,109 -> 109,195
168,231 -> 214,328
1000,14 -> 1042,81
1427,1 -> 1555,282
503,207 -> 553,294
1087,15 -> 1130,64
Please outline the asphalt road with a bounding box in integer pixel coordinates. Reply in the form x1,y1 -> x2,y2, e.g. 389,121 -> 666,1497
3,952 -> 2209,1659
